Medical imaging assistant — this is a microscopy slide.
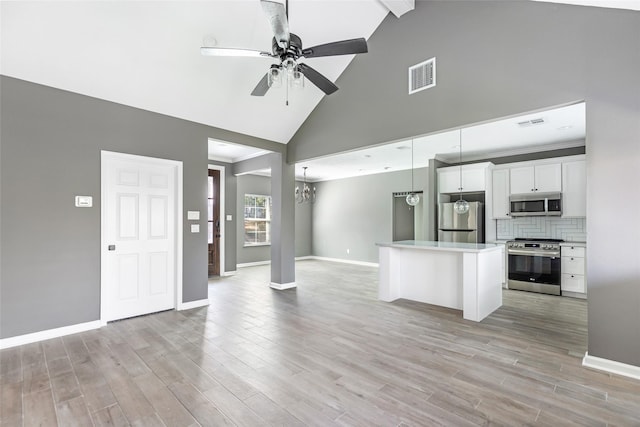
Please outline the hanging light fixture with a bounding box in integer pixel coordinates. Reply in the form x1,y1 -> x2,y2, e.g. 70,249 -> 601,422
406,139 -> 420,206
295,166 -> 316,204
453,130 -> 470,215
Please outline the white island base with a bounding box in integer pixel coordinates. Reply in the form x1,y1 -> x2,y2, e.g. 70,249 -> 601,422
377,241 -> 504,322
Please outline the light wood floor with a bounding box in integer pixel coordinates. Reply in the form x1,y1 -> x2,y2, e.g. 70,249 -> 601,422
2,260 -> 640,426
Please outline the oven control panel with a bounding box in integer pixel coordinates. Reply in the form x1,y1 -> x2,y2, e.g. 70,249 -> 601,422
507,241 -> 560,250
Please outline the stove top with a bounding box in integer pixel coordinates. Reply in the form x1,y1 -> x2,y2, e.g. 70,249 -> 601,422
514,238 -> 564,243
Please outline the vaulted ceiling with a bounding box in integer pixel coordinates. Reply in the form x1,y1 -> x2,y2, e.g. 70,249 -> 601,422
2,1 -> 638,150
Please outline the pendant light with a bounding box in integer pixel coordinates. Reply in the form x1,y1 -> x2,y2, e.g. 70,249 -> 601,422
453,130 -> 469,215
406,139 -> 420,206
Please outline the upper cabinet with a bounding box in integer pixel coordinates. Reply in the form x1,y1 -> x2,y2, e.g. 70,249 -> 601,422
438,163 -> 490,194
509,163 -> 562,194
491,169 -> 510,219
562,160 -> 586,217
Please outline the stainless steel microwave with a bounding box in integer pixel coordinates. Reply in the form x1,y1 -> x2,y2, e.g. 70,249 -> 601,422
509,192 -> 562,217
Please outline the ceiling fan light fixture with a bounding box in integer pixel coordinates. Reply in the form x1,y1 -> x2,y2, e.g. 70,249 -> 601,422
290,69 -> 304,90
268,65 -> 282,88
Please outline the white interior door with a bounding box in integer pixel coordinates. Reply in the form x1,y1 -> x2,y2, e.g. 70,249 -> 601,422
101,151 -> 180,322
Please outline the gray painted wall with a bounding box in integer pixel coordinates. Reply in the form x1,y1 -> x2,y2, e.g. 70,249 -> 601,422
313,168 -> 427,264
288,2 -> 640,366
0,76 -> 282,339
236,174 -> 312,264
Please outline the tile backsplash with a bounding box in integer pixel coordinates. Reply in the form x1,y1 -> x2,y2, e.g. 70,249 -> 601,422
496,217 -> 586,241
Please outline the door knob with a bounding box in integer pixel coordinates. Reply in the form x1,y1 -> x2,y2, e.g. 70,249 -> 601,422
108,245 -> 116,251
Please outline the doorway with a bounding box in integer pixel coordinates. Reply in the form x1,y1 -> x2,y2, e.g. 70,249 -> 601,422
101,151 -> 183,322
208,168 -> 221,276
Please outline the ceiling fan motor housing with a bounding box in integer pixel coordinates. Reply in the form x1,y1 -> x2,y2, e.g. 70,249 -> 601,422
272,33 -> 302,62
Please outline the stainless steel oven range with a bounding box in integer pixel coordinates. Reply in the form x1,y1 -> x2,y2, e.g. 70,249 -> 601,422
507,238 -> 563,295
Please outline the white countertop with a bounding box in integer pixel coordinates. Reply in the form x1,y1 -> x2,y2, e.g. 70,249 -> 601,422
376,240 -> 503,253
560,241 -> 586,247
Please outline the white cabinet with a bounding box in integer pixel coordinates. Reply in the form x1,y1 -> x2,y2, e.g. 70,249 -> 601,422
561,245 -> 586,295
510,163 -> 562,194
438,164 -> 487,194
562,160 -> 586,217
491,169 -> 510,219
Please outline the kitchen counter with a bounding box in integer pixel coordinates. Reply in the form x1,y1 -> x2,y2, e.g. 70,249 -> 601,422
376,240 -> 503,322
377,240 -> 503,253
560,241 -> 586,247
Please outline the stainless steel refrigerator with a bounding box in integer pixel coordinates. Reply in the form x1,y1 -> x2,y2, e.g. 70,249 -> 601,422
438,201 -> 484,243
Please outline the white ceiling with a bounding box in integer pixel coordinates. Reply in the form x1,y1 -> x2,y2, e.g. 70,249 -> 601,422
1,0 -> 636,161
0,0 -> 389,144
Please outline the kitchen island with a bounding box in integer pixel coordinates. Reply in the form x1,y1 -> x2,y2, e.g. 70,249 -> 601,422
377,240 -> 504,322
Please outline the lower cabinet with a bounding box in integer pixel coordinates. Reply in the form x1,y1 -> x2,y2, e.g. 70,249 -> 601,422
561,245 -> 586,295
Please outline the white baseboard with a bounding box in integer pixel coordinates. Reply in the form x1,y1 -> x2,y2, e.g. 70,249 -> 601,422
582,352 -> 640,381
178,298 -> 210,310
0,320 -> 102,350
221,270 -> 237,276
310,256 -> 379,268
237,260 -> 271,268
236,256 -> 377,269
270,281 -> 297,290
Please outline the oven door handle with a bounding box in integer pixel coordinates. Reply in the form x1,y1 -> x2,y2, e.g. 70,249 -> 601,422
507,249 -> 560,257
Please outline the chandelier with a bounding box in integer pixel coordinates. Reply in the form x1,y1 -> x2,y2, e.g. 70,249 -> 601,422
295,166 -> 316,204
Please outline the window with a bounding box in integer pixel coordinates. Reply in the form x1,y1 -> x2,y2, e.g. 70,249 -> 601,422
244,194 -> 271,246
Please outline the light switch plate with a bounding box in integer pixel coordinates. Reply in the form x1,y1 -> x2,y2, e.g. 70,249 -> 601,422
187,210 -> 200,220
226,215 -> 232,221
191,224 -> 200,233
75,196 -> 93,207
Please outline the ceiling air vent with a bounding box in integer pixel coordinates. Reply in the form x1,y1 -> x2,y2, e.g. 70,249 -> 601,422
408,57 -> 436,94
517,118 -> 546,127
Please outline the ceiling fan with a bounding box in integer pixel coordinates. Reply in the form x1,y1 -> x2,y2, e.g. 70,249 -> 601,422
200,0 -> 368,97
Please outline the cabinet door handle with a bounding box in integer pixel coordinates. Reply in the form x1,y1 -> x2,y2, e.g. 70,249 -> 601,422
571,257 -> 574,260
571,275 -> 575,278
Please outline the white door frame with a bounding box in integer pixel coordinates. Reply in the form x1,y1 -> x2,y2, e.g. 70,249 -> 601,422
208,164 -> 226,276
100,150 -> 183,324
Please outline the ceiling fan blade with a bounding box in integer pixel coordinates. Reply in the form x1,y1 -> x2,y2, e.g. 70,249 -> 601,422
251,73 -> 272,96
298,63 -> 338,95
301,38 -> 368,58
200,47 -> 275,58
261,0 -> 290,49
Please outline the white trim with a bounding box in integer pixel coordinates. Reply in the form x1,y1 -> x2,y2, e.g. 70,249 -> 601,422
237,256 -> 376,269
237,260 -> 271,268
208,164 -> 226,276
310,256 -> 379,268
270,281 -> 297,290
100,151 -> 183,323
221,270 -> 237,276
582,352 -> 640,381
0,321 -> 102,350
178,298 -> 210,310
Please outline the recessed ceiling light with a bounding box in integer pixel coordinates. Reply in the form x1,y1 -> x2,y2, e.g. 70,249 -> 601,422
557,125 -> 573,130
